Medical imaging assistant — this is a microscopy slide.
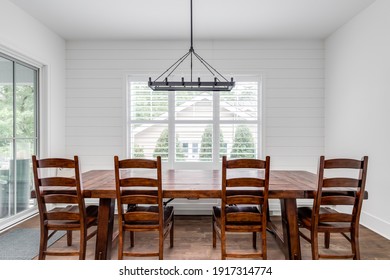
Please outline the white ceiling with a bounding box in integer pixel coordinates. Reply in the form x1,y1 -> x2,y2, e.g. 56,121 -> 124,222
10,0 -> 376,41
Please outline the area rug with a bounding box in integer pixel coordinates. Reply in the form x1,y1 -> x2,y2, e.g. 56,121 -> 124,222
0,228 -> 65,260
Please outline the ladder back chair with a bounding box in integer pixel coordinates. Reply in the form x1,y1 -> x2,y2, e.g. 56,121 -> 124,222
114,156 -> 174,260
213,156 -> 270,259
298,155 -> 368,259
31,155 -> 98,260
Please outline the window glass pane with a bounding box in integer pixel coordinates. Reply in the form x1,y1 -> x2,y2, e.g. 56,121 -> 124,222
130,82 -> 168,121
220,124 -> 258,159
130,124 -> 168,160
175,91 -> 213,120
0,140 -> 12,219
0,57 -> 13,138
176,124 -> 212,162
220,82 -> 258,121
14,139 -> 34,214
15,63 -> 36,138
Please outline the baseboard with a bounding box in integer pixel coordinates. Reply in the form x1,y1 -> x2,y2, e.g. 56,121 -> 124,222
169,198 -> 218,215
173,199 -> 314,217
173,204 -> 390,240
0,209 -> 38,234
175,209 -> 213,215
361,211 -> 390,240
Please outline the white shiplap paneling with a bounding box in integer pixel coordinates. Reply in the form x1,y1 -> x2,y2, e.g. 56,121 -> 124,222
66,40 -> 324,173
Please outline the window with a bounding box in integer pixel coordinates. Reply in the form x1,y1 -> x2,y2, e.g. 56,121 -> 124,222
127,78 -> 261,169
0,53 -> 39,221
192,143 -> 198,154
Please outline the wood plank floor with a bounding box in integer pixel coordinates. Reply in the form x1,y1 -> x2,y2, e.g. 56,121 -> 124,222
6,214 -> 390,260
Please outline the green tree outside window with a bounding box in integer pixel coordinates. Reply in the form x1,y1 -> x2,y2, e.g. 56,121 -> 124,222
133,144 -> 145,158
230,125 -> 255,159
199,125 -> 227,161
152,128 -> 185,161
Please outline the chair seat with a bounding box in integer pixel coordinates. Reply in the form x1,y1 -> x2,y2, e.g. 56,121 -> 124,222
213,205 -> 260,225
125,205 -> 174,226
47,205 -> 98,228
298,206 -> 351,230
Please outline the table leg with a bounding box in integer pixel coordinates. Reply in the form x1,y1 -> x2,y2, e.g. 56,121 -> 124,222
280,198 -> 301,260
95,198 -> 115,260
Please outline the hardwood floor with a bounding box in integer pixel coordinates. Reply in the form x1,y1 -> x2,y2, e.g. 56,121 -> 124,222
6,214 -> 390,260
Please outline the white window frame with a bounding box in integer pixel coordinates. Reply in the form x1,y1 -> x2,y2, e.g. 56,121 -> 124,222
126,75 -> 263,170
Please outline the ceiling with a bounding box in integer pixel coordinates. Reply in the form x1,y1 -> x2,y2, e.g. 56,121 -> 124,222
10,0 -> 376,41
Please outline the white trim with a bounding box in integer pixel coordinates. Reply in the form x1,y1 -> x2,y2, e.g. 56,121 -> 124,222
260,73 -> 266,159
0,208 -> 38,233
121,72 -> 129,159
168,92 -> 175,170
39,65 -> 50,157
0,44 -> 44,69
212,92 -> 220,170
361,211 -> 390,240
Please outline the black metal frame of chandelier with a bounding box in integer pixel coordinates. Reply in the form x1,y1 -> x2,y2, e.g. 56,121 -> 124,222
148,0 -> 235,92
148,79 -> 235,92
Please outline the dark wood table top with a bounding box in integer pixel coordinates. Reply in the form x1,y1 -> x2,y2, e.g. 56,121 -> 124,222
81,169 -> 318,199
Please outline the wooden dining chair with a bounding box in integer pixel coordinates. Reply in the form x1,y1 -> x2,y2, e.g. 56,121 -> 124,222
298,155 -> 368,259
114,156 -> 174,260
31,155 -> 98,260
212,156 -> 270,259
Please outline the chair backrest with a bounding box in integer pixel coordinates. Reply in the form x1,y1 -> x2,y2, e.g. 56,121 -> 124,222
313,156 -> 368,227
222,156 -> 270,224
32,155 -> 86,224
114,156 -> 162,227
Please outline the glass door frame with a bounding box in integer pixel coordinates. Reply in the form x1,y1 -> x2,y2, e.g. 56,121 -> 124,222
0,51 -> 40,230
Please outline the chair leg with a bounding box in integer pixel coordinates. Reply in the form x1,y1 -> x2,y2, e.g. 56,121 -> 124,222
324,232 -> 330,248
252,232 -> 257,249
39,227 -> 48,260
79,228 -> 87,260
130,231 -> 135,247
262,230 -> 267,260
212,215 -> 216,248
159,230 -> 164,260
118,230 -> 124,260
221,230 -> 226,260
351,229 -> 360,260
311,231 -> 319,260
67,230 -> 73,246
170,218 -> 174,248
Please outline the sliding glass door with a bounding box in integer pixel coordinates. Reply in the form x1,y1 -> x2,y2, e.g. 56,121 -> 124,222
0,53 -> 39,222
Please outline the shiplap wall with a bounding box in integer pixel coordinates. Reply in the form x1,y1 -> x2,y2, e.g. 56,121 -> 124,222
66,40 -> 324,173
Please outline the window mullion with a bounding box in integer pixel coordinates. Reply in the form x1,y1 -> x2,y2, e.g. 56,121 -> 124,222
12,61 -> 17,216
258,79 -> 263,159
168,93 -> 175,169
212,92 -> 220,169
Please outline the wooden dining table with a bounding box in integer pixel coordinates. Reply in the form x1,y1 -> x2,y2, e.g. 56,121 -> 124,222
81,169 -> 319,260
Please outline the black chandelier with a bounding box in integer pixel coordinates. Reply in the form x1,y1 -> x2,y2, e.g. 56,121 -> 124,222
148,0 -> 235,92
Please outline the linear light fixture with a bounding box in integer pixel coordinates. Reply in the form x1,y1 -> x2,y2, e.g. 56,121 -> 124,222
148,0 -> 235,92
